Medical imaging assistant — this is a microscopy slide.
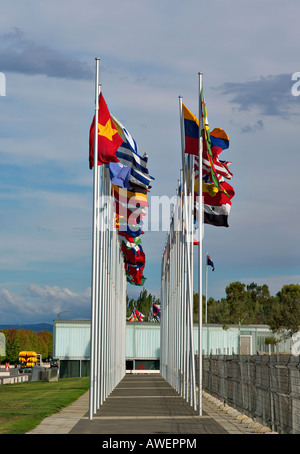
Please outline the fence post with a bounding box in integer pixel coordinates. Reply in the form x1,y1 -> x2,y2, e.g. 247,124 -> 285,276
269,354 -> 275,432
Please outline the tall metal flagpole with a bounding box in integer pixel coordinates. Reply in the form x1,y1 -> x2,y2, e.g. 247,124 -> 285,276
205,253 -> 208,324
179,97 -> 187,400
179,96 -> 196,409
89,57 -> 100,420
198,72 -> 203,416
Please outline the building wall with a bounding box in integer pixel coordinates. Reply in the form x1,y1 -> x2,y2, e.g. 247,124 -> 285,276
198,324 -> 292,355
53,321 -> 294,365
0,332 -> 5,356
53,320 -> 90,359
126,323 -> 160,359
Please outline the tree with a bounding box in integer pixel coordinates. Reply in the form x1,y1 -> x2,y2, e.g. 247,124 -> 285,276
193,293 -> 225,324
136,288 -> 153,319
246,282 -> 276,324
269,284 -> 300,338
1,329 -> 53,363
224,281 -> 254,326
37,331 -> 53,358
4,329 -> 20,362
126,289 -> 160,321
126,295 -> 136,318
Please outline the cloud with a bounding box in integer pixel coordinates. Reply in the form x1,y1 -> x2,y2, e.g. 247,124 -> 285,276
0,284 -> 91,324
215,74 -> 300,119
240,119 -> 264,133
0,28 -> 93,80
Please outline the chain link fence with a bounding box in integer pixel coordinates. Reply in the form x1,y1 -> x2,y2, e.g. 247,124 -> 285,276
200,354 -> 300,434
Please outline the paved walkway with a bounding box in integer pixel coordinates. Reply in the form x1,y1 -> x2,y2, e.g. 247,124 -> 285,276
27,374 -> 276,435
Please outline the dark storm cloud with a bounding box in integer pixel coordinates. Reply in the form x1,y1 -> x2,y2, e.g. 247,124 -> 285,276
215,74 -> 300,119
0,28 -> 93,80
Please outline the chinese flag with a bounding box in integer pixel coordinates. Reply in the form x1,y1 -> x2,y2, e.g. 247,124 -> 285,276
89,93 -> 123,169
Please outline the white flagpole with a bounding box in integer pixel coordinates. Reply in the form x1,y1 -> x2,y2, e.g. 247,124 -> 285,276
95,82 -> 103,413
97,163 -> 104,410
179,96 -> 196,409
198,72 -> 203,416
205,253 -> 208,324
179,98 -> 187,400
89,57 -> 100,420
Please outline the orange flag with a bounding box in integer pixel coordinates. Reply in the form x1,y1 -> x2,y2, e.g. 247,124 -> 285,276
89,93 -> 123,168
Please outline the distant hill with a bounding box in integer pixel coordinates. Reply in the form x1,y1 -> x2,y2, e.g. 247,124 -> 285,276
0,323 -> 53,333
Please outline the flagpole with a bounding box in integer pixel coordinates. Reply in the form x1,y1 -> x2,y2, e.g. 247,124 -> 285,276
205,252 -> 208,324
198,72 -> 203,416
89,57 -> 100,420
179,97 -> 187,400
179,96 -> 196,409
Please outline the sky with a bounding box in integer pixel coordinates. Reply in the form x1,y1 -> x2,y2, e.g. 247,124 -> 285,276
0,0 -> 299,324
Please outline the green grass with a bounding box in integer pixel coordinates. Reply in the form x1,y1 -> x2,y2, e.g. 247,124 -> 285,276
0,377 -> 90,434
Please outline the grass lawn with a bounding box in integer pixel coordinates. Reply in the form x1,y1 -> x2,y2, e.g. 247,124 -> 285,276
0,377 -> 90,434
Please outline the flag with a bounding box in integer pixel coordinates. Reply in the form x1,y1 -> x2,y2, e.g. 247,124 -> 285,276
199,96 -> 221,189
111,116 -> 154,189
190,94 -> 235,229
126,264 -> 146,286
210,128 -> 230,156
113,186 -> 148,233
183,103 -> 220,189
108,116 -> 153,284
182,103 -> 199,156
194,179 -> 234,229
203,180 -> 235,206
114,195 -> 147,221
202,179 -> 234,227
206,128 -> 233,180
152,303 -> 161,317
89,93 -> 123,169
201,156 -> 233,181
129,183 -> 150,195
127,275 -> 147,286
118,230 -> 143,244
117,223 -> 144,236
114,193 -> 147,226
127,311 -> 136,322
151,303 -> 161,322
134,308 -> 145,321
195,179 -> 219,196
204,203 -> 231,227
121,235 -> 142,248
195,130 -> 233,182
112,185 -> 149,208
107,162 -> 131,189
115,209 -> 146,226
121,242 -> 146,266
207,255 -> 215,271
127,308 -> 145,321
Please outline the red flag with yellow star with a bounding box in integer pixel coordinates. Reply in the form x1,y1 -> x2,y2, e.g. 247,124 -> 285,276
89,93 -> 123,169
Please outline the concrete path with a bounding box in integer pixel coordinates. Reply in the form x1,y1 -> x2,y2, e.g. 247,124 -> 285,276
27,374 -> 275,435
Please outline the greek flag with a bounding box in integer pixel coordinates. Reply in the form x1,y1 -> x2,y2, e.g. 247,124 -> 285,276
111,116 -> 154,189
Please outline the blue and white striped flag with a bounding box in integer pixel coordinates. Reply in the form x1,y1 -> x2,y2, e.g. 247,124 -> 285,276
111,116 -> 154,189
